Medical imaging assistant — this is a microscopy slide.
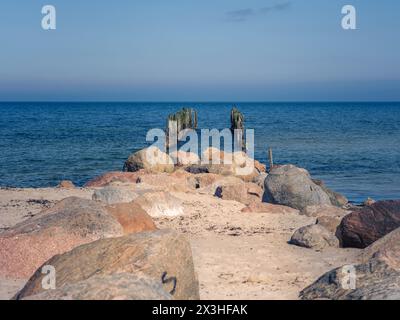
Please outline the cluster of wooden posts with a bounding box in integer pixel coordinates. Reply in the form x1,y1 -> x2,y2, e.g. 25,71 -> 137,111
166,107 -> 274,172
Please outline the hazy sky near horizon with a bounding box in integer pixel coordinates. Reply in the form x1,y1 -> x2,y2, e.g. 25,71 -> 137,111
0,0 -> 399,101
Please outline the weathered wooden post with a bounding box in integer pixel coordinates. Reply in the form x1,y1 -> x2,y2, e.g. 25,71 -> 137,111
166,108 -> 198,152
268,147 -> 274,172
230,107 -> 245,152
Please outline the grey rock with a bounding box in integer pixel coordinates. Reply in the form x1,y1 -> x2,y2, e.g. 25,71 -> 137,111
92,186 -> 139,204
264,165 -> 332,211
301,226 -> 400,300
300,258 -> 400,300
252,173 -> 268,190
313,179 -> 348,207
290,224 -> 339,250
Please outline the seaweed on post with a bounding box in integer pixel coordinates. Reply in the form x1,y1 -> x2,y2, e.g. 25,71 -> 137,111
230,107 -> 245,151
166,107 -> 198,152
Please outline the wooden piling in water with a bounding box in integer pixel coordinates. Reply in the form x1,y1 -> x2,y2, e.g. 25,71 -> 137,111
166,107 -> 198,151
230,107 -> 245,151
268,147 -> 274,172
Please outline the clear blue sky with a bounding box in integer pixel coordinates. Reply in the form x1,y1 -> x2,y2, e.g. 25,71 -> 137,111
0,0 -> 399,101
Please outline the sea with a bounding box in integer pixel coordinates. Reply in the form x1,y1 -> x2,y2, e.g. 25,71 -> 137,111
1,102 -> 399,204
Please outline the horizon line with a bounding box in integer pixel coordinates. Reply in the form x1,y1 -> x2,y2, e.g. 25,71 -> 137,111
1,100 -> 400,104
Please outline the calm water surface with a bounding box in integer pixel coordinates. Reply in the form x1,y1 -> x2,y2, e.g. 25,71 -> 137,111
1,102 -> 399,203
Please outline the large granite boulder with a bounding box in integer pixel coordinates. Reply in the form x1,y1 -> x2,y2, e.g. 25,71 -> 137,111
300,227 -> 400,300
105,202 -> 157,235
361,227 -> 400,265
338,200 -> 400,248
316,216 -> 343,235
187,173 -> 222,190
136,171 -> 194,193
289,224 -> 339,251
135,191 -> 184,217
303,205 -> 349,218
0,197 -> 123,278
214,179 -> 263,205
300,258 -> 400,300
84,171 -> 144,187
302,205 -> 349,235
170,151 -> 200,166
92,186 -> 139,204
263,165 -> 332,211
123,147 -> 174,173
22,273 -> 172,300
15,229 -> 199,300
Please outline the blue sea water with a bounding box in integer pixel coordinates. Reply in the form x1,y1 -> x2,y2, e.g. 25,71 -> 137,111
0,102 -> 399,203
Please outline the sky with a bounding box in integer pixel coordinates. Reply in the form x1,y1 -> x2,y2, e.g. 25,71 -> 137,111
0,0 -> 399,101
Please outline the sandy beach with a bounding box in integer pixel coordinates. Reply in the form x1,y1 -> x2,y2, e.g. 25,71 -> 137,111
0,185 -> 361,300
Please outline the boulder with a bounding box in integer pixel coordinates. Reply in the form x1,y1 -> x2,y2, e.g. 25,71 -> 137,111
263,165 -> 332,211
338,200 -> 400,248
105,202 -> 157,235
313,179 -> 348,207
300,258 -> 400,300
15,229 -> 200,300
303,205 -> 349,218
301,226 -> 400,300
252,173 -> 268,190
201,147 -> 225,163
23,273 -> 172,300
187,173 -> 222,190
136,172 -> 193,193
170,151 -> 200,166
135,191 -> 184,217
57,180 -> 75,189
254,160 -> 267,173
230,151 -> 259,180
289,224 -> 339,251
303,205 -> 349,237
92,186 -> 139,204
199,148 -> 261,182
361,227 -> 400,266
123,147 -> 174,173
316,216 -> 342,235
213,177 -> 263,205
0,197 -> 123,278
85,171 -> 144,187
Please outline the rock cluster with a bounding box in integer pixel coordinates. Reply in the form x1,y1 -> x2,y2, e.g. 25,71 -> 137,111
300,227 -> 400,300
300,202 -> 400,299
